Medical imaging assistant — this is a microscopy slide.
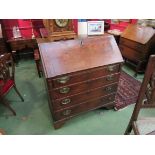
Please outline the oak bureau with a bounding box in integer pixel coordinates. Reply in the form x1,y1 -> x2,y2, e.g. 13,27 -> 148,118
38,35 -> 124,129
119,24 -> 155,76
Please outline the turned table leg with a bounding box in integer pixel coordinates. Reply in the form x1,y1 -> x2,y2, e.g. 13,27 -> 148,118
12,50 -> 19,66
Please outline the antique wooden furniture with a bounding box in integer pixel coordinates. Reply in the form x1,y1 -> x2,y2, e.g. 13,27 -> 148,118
38,35 -> 124,129
7,38 -> 37,64
125,55 -> 155,135
43,19 -> 76,41
0,53 -> 24,115
119,24 -> 155,76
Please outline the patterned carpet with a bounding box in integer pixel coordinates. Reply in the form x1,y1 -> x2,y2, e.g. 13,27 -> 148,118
115,71 -> 141,110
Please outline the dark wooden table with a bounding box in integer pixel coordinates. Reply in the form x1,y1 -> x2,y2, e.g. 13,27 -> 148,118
7,38 -> 37,63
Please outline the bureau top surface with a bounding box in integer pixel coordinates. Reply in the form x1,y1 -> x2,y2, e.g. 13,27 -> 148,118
121,24 -> 155,44
39,35 -> 123,78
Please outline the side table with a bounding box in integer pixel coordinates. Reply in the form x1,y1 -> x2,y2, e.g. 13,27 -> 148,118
7,38 -> 37,64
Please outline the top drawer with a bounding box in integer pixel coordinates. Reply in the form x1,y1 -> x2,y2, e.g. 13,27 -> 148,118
120,37 -> 147,53
9,40 -> 37,51
47,64 -> 121,89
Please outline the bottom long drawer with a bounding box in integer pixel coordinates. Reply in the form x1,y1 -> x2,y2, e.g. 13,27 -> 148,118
53,93 -> 116,121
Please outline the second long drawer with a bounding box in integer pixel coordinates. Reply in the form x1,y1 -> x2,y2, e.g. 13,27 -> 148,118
50,73 -> 120,99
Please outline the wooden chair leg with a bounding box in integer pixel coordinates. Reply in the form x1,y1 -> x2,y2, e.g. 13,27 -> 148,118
0,97 -> 16,116
124,123 -> 133,135
13,85 -> 24,102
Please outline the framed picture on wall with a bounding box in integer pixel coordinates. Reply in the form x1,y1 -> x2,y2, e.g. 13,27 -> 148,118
87,21 -> 104,35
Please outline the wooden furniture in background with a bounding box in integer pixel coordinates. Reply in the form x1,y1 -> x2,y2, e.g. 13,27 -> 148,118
0,53 -> 24,115
119,24 -> 155,76
43,19 -> 77,41
7,38 -> 37,64
125,55 -> 155,135
38,35 -> 124,129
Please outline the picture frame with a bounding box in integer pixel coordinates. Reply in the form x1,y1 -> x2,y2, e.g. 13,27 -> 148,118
87,21 -> 104,35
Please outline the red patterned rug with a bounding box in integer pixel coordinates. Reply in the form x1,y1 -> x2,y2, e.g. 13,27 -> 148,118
114,71 -> 141,110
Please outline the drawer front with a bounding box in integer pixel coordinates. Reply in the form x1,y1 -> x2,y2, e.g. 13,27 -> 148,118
10,40 -> 36,50
53,93 -> 116,121
120,37 -> 146,52
51,83 -> 118,111
48,64 -> 120,89
119,45 -> 146,61
10,43 -> 25,50
51,73 -> 120,99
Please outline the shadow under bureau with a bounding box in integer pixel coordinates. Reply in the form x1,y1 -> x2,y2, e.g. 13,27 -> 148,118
38,35 -> 124,129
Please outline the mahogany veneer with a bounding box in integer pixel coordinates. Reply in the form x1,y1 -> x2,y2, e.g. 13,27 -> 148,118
38,35 -> 124,129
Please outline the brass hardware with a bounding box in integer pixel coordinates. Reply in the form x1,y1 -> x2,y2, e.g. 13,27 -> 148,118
105,87 -> 112,92
59,87 -> 70,94
107,66 -> 115,72
61,98 -> 71,105
57,76 -> 70,84
62,109 -> 71,116
106,75 -> 114,81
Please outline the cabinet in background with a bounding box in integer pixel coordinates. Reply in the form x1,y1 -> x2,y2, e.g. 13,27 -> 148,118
119,24 -> 155,76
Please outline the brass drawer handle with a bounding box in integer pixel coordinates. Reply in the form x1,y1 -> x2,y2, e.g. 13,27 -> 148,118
61,98 -> 71,105
107,66 -> 116,72
105,86 -> 112,92
106,75 -> 114,81
62,109 -> 71,116
57,76 -> 70,84
59,87 -> 70,94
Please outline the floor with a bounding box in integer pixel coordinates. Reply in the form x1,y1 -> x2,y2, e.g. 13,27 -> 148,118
0,59 -> 154,135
